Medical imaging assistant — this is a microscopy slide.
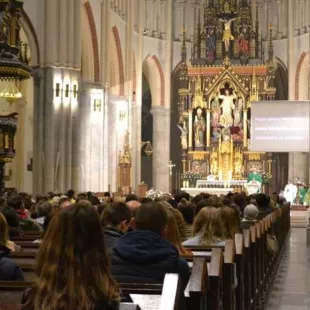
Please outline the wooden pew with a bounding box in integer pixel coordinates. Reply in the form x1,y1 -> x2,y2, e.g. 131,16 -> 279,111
11,242 -> 40,253
242,229 -> 252,310
183,242 -> 235,310
234,233 -> 245,310
0,274 -> 181,310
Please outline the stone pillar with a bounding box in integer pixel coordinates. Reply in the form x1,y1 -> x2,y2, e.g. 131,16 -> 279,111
288,0 -> 296,182
151,107 -> 170,192
295,0 -> 300,35
98,0 -> 111,191
33,0 -> 81,194
132,0 -> 144,192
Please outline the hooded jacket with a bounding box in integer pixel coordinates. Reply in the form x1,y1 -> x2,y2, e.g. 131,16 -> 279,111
111,230 -> 190,289
0,246 -> 24,281
104,227 -> 123,252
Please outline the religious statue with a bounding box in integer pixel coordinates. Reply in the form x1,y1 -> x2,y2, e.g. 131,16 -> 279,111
220,0 -> 233,13
218,89 -> 236,127
238,29 -> 249,56
212,127 -> 221,140
234,158 -> 242,175
284,181 -> 298,204
233,97 -> 243,126
206,28 -> 216,57
0,5 -> 10,43
221,126 -> 231,141
211,158 -> 218,175
194,108 -> 206,148
211,96 -> 221,127
219,17 -> 236,53
177,122 -> 188,150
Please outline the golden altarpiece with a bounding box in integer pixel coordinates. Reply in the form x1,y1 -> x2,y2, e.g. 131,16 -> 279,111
178,0 -> 276,190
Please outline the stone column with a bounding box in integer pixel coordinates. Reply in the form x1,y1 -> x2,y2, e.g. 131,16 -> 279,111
151,107 -> 170,192
99,0 -> 111,191
132,0 -> 144,191
295,0 -> 300,35
288,0 -> 295,181
152,0 -> 158,37
160,0 -> 167,39
276,0 -> 283,39
32,0 -> 81,194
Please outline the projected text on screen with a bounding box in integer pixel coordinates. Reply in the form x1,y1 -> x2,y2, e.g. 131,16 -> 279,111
250,101 -> 310,152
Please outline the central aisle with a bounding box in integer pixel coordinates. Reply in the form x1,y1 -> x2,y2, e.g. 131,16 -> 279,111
266,228 -> 309,310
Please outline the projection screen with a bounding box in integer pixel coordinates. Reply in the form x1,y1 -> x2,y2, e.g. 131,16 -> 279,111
250,101 -> 310,152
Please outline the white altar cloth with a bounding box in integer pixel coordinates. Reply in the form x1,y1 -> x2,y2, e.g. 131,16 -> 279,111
181,188 -> 234,196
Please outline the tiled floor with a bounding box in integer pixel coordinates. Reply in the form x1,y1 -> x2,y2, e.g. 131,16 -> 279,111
265,228 -> 310,310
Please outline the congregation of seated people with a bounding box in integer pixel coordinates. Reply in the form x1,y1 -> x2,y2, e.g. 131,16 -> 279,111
0,189 -> 284,309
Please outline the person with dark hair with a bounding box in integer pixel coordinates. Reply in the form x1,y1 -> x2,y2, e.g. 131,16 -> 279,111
125,194 -> 138,203
111,201 -> 190,292
0,206 -> 23,237
0,197 -> 6,209
0,212 -> 24,280
89,195 -> 100,207
35,201 -> 53,227
139,197 -> 153,204
220,205 -> 241,239
195,199 -> 209,215
22,201 -> 120,310
67,189 -> 76,204
56,196 -> 70,209
233,193 -> 247,214
101,203 -> 132,251
7,196 -> 41,231
178,191 -> 190,202
97,202 -> 108,216
256,193 -> 273,219
178,199 -> 195,238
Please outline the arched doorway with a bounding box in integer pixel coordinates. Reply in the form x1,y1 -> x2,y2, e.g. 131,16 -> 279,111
171,63 -> 183,192
141,74 -> 153,186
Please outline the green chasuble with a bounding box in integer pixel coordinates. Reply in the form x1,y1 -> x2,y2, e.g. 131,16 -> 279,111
298,187 -> 307,204
247,172 -> 262,184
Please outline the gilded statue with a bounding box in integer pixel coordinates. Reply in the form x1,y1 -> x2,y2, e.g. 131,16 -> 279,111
194,108 -> 206,148
211,158 -> 218,175
218,89 -> 236,127
219,17 -> 236,53
177,122 -> 188,150
234,157 -> 242,175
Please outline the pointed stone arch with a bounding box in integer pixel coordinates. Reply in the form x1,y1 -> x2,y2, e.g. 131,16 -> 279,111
295,51 -> 309,100
84,1 -> 100,82
142,55 -> 165,107
112,26 -> 125,96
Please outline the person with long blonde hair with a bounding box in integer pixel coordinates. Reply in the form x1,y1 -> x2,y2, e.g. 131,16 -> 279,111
22,201 -> 120,310
166,208 -> 192,256
182,207 -> 225,246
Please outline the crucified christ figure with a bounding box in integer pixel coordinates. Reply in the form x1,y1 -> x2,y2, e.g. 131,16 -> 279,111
219,17 -> 236,53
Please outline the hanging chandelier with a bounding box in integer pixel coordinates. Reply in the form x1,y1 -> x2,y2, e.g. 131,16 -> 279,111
0,0 -> 32,103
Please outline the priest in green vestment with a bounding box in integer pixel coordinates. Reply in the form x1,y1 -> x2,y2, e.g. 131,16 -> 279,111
247,171 -> 263,184
246,168 -> 263,194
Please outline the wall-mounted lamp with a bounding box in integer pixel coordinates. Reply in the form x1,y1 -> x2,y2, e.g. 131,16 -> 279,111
55,83 -> 61,98
119,110 -> 126,122
65,84 -> 70,98
73,85 -> 77,98
94,99 -> 102,112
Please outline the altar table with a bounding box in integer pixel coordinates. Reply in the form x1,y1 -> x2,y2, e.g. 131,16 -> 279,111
181,187 -> 234,197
